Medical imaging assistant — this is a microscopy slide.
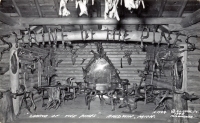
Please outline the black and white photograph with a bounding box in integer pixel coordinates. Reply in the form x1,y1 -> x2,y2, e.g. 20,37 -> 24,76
0,0 -> 200,123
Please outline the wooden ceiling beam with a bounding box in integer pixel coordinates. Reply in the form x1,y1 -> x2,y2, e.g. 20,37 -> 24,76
166,0 -> 188,31
180,8 -> 200,28
5,30 -> 189,44
11,0 -> 22,17
177,0 -> 188,17
157,0 -> 167,17
169,22 -> 200,32
159,0 -> 188,32
97,0 -> 102,29
15,17 -> 183,25
34,0 -> 48,32
0,11 -> 20,26
34,0 -> 43,17
155,0 -> 167,32
53,0 -> 60,15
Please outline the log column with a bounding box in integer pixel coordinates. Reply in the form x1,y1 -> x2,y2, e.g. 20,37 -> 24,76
173,44 -> 188,123
9,44 -> 19,115
173,94 -> 188,123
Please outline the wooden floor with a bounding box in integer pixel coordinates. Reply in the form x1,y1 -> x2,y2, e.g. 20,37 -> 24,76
12,94 -> 199,123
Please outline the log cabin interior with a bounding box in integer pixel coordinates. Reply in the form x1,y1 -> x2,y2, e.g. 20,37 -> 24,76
0,0 -> 200,123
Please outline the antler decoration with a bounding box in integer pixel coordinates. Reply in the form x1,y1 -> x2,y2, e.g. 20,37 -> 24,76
56,60 -> 63,67
152,26 -> 156,44
82,67 -> 89,80
117,30 -> 121,41
143,56 -> 151,74
184,35 -> 198,51
122,30 -> 131,41
25,58 -> 38,74
48,28 -> 53,46
13,32 -> 26,48
90,29 -> 95,41
70,43 -> 88,65
140,27 -> 149,51
43,54 -> 58,85
112,29 -> 116,41
106,28 -> 109,41
123,50 -> 133,65
161,32 -> 171,47
53,28 -> 58,49
71,48 -> 78,65
158,31 -> 172,47
28,29 -> 39,46
171,33 -> 182,48
81,30 -> 89,41
41,29 -> 45,47
96,42 -> 106,58
80,58 -> 86,65
17,48 -> 25,58
0,35 -> 12,61
38,52 -> 50,75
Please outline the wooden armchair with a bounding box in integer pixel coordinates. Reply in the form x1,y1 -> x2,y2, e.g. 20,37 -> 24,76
61,77 -> 79,103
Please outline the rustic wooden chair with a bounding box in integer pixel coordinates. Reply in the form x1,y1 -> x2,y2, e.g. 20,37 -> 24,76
75,82 -> 83,94
61,77 -> 79,103
16,84 -> 36,115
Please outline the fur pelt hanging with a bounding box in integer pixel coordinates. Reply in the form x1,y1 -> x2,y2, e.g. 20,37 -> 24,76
104,0 -> 120,21
76,0 -> 89,16
59,0 -> 71,16
124,0 -> 145,10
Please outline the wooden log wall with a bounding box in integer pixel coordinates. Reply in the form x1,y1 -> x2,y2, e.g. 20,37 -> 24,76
18,44 -> 50,102
0,49 -> 10,90
54,43 -> 146,86
187,42 -> 200,114
146,44 -> 200,117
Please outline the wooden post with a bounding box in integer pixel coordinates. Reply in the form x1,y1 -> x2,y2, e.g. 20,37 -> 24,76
173,44 -> 188,123
180,44 -> 188,91
173,94 -> 188,123
9,44 -> 19,115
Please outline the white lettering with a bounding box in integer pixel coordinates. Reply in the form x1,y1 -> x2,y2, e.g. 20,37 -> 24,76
79,114 -> 96,118
29,115 -> 48,118
65,114 -> 77,118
